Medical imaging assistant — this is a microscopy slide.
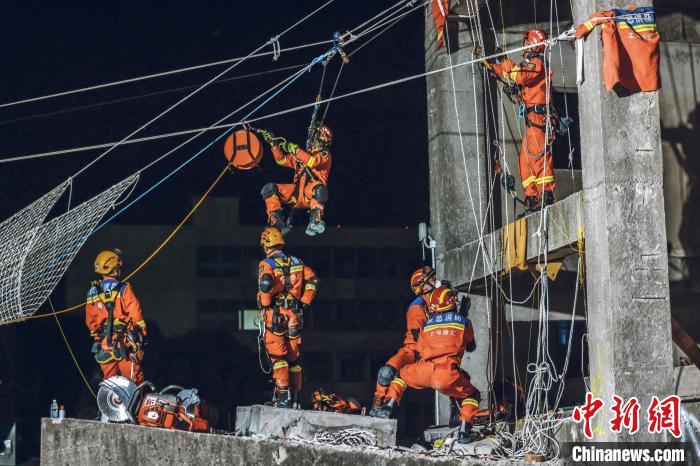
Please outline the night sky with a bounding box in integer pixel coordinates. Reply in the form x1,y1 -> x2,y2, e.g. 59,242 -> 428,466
0,0 -> 429,228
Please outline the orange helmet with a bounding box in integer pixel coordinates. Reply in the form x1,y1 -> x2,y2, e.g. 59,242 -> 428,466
410,266 -> 436,295
427,285 -> 457,313
94,249 -> 122,275
316,124 -> 332,144
523,29 -> 547,55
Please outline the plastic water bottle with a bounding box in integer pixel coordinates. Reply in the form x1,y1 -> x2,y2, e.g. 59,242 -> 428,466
50,400 -> 59,419
59,405 -> 65,419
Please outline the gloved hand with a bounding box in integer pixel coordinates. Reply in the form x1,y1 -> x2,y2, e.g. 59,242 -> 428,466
130,328 -> 146,347
494,47 -> 505,64
296,302 -> 311,314
256,129 -> 276,145
91,341 -> 101,354
279,140 -> 299,154
471,44 -> 482,56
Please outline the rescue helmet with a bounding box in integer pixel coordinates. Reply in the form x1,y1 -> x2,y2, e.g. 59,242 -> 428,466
260,227 -> 285,248
427,285 -> 457,313
410,266 -> 436,295
522,29 -> 547,55
316,124 -> 332,144
94,249 -> 122,275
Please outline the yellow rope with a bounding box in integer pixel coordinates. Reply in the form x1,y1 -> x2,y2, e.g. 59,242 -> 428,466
50,298 -> 97,399
0,165 -> 230,327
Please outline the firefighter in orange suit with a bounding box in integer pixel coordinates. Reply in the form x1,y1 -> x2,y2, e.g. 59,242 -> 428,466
85,249 -> 146,384
258,227 -> 318,407
486,29 -> 556,213
370,285 -> 480,444
372,266 -> 436,410
257,125 -> 332,237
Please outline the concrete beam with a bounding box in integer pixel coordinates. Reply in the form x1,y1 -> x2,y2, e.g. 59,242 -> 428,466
573,0 -> 674,442
438,191 -> 583,288
40,418 -> 490,466
235,405 -> 397,448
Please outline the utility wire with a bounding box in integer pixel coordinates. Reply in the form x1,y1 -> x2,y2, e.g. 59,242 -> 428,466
0,35 -> 574,165
0,64 -> 305,127
0,41 -> 331,109
70,0 -> 337,179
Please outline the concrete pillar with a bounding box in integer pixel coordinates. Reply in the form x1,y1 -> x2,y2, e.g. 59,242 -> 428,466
573,0 -> 673,441
424,8 -> 491,423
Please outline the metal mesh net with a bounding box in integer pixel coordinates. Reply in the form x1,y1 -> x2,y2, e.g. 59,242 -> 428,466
0,175 -> 138,323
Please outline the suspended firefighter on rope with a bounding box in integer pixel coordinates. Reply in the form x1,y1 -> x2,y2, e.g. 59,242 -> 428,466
370,285 -> 480,444
482,29 -> 557,213
372,266 -> 436,411
85,249 -> 147,384
256,124 -> 332,236
258,227 -> 318,407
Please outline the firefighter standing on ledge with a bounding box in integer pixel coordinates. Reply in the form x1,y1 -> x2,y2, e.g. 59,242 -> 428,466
258,227 -> 318,407
85,249 -> 147,384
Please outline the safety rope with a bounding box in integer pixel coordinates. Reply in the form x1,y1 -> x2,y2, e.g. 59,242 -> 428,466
0,64 -> 307,129
1,35 -> 576,165
50,298 -> 97,399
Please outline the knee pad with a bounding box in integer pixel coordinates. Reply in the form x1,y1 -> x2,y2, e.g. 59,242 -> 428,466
289,326 -> 302,338
312,184 -> 328,203
258,273 -> 273,293
261,182 -> 277,199
377,365 -> 396,386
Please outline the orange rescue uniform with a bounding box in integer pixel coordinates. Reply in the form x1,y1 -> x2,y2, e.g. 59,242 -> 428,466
258,249 -> 318,393
386,310 -> 479,423
85,277 -> 147,383
265,145 -> 332,221
575,6 -> 660,94
374,296 -> 429,399
491,55 -> 555,197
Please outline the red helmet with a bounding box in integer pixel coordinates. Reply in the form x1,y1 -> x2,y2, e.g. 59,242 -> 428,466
410,266 -> 436,295
523,29 -> 548,55
315,124 -> 332,145
427,285 -> 457,313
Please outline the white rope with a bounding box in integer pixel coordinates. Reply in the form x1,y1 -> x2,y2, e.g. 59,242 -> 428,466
70,0 -> 338,179
0,64 -> 307,127
0,40 -> 333,110
1,35 -> 574,165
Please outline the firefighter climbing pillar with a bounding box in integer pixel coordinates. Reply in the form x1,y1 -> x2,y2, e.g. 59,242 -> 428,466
424,7 -> 491,423
574,0 -> 673,442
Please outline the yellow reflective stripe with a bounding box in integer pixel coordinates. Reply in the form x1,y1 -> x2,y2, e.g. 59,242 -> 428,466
290,265 -> 304,273
289,365 -> 302,373
273,360 -> 289,370
305,284 -> 316,290
306,156 -> 316,168
391,378 -> 407,389
522,176 -> 537,187
535,176 -> 555,183
462,398 -> 479,407
276,156 -> 289,166
584,20 -> 593,31
424,323 -> 465,332
288,334 -> 301,340
135,320 -> 146,328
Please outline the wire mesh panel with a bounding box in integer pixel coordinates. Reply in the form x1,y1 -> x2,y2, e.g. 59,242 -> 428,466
0,175 -> 138,324
0,181 -> 69,247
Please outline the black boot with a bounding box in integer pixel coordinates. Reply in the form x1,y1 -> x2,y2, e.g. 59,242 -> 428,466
270,386 -> 292,409
542,191 -> 554,207
369,398 -> 395,419
458,421 -> 478,444
269,210 -> 291,235
305,208 -> 326,236
517,196 -> 540,219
